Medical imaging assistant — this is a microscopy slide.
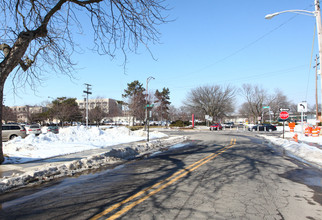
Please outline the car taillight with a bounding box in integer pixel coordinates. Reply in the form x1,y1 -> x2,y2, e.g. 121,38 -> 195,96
28,129 -> 32,131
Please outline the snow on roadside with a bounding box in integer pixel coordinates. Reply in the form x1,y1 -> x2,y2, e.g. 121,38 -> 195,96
259,132 -> 322,169
0,126 -> 187,193
3,126 -> 168,164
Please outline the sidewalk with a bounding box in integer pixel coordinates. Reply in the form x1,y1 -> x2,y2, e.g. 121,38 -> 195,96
0,136 -> 186,194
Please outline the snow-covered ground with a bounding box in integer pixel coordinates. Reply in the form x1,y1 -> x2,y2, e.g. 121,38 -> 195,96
0,124 -> 321,193
3,124 -> 321,168
3,126 -> 168,164
260,125 -> 322,169
0,126 -> 189,193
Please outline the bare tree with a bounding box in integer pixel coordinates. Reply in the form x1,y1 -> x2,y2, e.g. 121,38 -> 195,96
267,89 -> 290,121
107,100 -> 123,117
2,106 -> 17,123
238,102 -> 253,122
0,0 -> 168,163
168,105 -> 191,122
289,103 -> 299,114
240,85 -> 291,123
89,106 -> 106,126
184,85 -> 236,122
239,84 -> 267,123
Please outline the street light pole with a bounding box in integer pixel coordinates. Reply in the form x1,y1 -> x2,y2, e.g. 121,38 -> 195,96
265,0 -> 322,122
145,76 -> 154,132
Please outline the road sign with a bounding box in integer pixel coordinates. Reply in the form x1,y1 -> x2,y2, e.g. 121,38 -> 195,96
144,104 -> 154,109
205,115 -> 213,121
279,108 -> 290,111
263,106 -> 270,109
297,102 -> 307,112
279,111 -> 289,120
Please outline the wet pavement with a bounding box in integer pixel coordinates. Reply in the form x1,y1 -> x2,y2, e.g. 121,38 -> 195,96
280,162 -> 322,204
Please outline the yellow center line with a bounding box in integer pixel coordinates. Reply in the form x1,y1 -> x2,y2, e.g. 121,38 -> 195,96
91,138 -> 236,220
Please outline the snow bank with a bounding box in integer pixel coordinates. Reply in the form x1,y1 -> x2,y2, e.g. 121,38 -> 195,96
0,126 -> 186,193
0,136 -> 186,193
3,126 -> 167,164
259,133 -> 322,168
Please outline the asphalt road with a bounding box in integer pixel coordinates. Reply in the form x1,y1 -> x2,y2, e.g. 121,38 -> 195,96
0,130 -> 321,220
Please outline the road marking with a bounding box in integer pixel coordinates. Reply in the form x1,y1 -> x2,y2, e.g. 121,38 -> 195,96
91,138 -> 236,220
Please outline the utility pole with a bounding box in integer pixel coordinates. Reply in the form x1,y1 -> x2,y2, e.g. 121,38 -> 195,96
315,55 -> 320,125
265,0 -> 322,125
145,76 -> 154,132
315,0 -> 322,123
83,83 -> 92,128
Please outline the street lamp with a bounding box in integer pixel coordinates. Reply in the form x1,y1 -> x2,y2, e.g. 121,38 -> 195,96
145,76 -> 155,133
265,0 -> 322,123
265,10 -> 316,20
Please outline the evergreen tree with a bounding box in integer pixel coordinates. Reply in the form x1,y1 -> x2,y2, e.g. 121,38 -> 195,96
155,88 -> 171,122
122,81 -> 146,122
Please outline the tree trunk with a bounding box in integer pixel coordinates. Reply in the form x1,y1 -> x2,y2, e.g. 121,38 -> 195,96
0,83 -> 5,164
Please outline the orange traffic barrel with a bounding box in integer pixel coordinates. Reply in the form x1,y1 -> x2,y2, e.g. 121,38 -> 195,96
305,127 -> 309,136
292,134 -> 298,142
312,128 -> 319,137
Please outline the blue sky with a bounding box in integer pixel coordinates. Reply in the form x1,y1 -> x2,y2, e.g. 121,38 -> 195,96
4,0 -> 320,110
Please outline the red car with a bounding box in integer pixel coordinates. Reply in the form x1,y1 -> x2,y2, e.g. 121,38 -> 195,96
210,123 -> 223,131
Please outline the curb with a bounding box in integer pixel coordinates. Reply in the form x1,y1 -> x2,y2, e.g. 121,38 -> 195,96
0,136 -> 186,194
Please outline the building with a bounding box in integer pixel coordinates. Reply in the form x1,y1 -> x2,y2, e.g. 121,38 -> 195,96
10,105 -> 48,123
76,98 -> 123,117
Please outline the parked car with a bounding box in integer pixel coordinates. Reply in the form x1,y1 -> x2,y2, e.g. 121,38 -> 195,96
27,124 -> 42,135
46,125 -> 59,134
2,124 -> 27,141
223,122 -> 234,128
248,124 -> 277,132
210,123 -> 223,131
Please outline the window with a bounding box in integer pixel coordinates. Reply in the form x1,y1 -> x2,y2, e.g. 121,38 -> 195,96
2,126 -> 9,130
10,126 -> 20,130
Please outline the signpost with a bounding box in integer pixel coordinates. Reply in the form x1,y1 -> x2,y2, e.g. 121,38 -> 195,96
145,104 -> 154,142
279,111 -> 289,139
205,115 -> 213,127
279,111 -> 289,120
298,102 -> 307,135
263,106 -> 271,123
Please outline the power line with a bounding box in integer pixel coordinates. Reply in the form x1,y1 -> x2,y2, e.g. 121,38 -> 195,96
163,12 -> 307,82
163,65 -> 306,90
83,83 -> 92,128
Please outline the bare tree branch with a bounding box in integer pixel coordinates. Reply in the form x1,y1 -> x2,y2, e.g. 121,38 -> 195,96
0,0 -> 169,164
184,85 -> 236,122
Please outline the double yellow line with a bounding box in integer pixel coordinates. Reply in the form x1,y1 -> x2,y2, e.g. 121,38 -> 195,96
91,138 -> 237,220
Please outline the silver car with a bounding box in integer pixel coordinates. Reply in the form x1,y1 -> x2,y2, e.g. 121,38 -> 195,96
2,124 -> 27,141
27,124 -> 42,136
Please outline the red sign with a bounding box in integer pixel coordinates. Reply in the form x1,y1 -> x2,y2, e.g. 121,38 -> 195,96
192,114 -> 195,128
280,111 -> 289,120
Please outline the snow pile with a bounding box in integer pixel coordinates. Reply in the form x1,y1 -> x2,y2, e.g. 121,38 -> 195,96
0,136 -> 187,193
3,126 -> 168,164
259,132 -> 322,168
0,126 -> 186,193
